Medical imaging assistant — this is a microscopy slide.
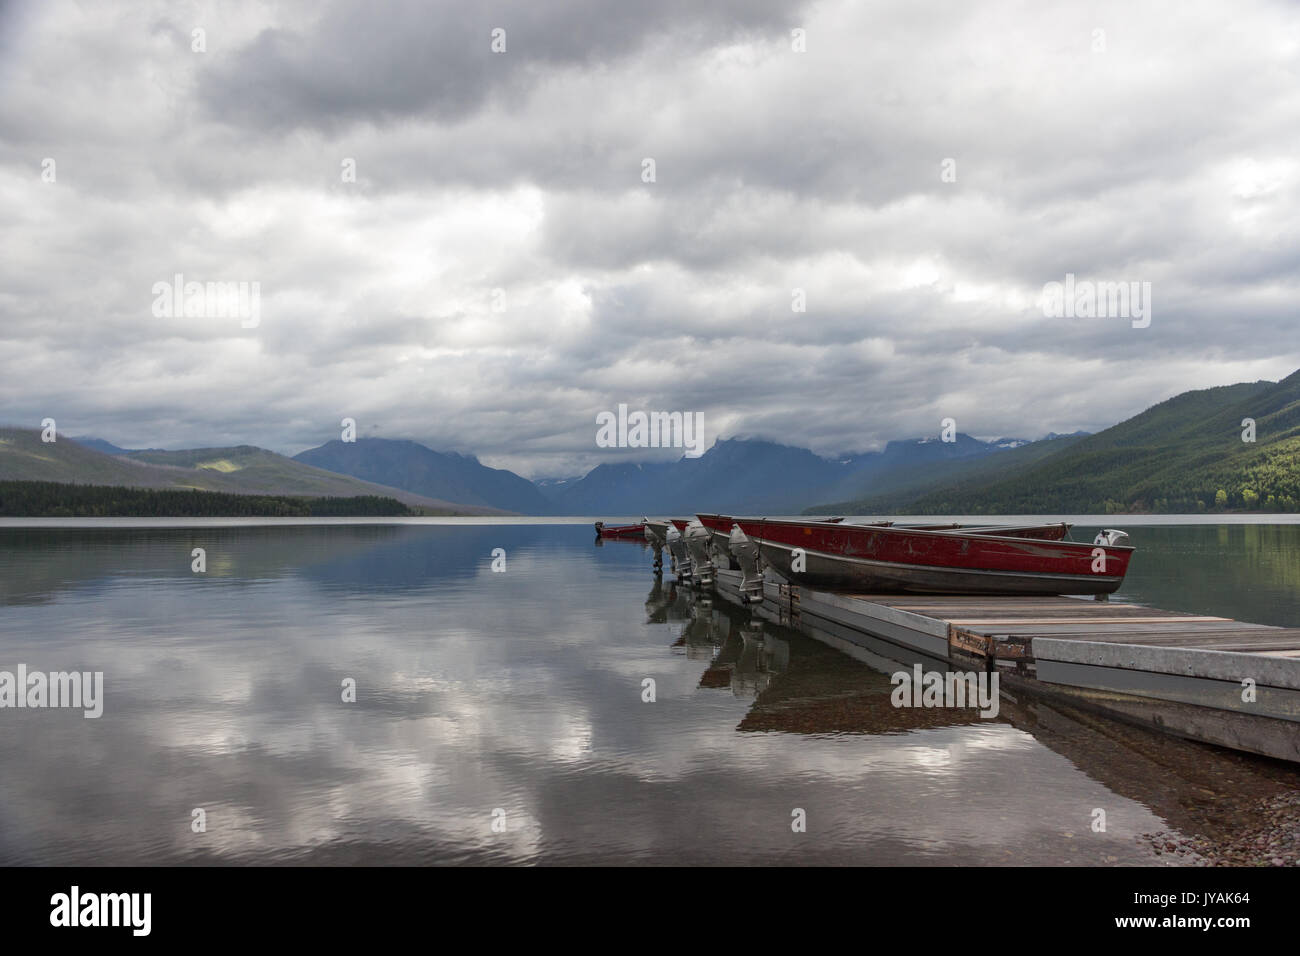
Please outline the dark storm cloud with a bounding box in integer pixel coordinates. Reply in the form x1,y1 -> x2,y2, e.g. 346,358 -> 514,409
196,0 -> 800,131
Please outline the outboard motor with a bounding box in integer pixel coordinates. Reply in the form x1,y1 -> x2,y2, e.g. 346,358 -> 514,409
728,524 -> 764,604
1093,529 -> 1130,547
684,519 -> 715,587
706,521 -> 740,570
643,517 -> 665,574
666,523 -> 692,581
1091,529 -> 1130,601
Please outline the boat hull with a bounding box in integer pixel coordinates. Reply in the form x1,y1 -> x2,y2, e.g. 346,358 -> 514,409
730,518 -> 1131,596
754,539 -> 1122,595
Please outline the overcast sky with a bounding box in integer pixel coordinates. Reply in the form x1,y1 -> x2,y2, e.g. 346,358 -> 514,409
1,0 -> 1297,478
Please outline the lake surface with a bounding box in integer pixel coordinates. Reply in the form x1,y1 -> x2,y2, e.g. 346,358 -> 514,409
1,519 -> 1298,865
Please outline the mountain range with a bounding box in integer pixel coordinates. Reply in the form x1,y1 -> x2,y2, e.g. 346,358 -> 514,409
821,371 -> 1300,515
0,429 -> 502,515
293,439 -> 553,514
6,368 -> 1298,515
535,433 -> 1038,515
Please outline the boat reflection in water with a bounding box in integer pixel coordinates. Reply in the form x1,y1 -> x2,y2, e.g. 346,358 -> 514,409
644,577 -> 691,625
683,592 -> 990,732
674,593 -> 789,697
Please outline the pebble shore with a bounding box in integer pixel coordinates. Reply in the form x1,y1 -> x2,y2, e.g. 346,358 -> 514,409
1142,790 -> 1300,866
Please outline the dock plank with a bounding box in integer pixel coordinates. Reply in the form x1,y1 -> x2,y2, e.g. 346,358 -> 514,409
1022,632 -> 1300,649
941,621 -> 1232,629
956,624 -> 1278,637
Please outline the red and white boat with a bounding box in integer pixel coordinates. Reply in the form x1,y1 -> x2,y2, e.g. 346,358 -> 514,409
696,514 -> 1130,596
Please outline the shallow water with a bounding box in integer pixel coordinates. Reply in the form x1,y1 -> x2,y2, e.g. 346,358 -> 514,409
0,521 -> 1296,865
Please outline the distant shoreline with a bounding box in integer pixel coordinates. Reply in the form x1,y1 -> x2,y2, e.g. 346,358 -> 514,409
0,480 -> 420,519
0,516 -> 600,528
3,514 -> 1299,530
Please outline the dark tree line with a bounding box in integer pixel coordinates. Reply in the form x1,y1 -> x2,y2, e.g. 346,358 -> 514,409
0,481 -> 412,517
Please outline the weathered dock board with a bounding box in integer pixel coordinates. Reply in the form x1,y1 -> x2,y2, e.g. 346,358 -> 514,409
711,567 -> 1300,763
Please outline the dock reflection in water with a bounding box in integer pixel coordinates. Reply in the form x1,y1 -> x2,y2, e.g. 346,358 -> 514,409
689,591 -> 1300,865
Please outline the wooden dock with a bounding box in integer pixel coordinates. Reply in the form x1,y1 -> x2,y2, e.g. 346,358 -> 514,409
712,567 -> 1300,763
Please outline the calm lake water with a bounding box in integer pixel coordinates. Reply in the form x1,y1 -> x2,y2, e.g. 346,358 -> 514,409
1,519 -> 1297,865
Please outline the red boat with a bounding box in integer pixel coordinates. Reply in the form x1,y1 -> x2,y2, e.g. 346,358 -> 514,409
594,521 -> 647,539
696,515 -> 1130,596
695,514 -> 1070,550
